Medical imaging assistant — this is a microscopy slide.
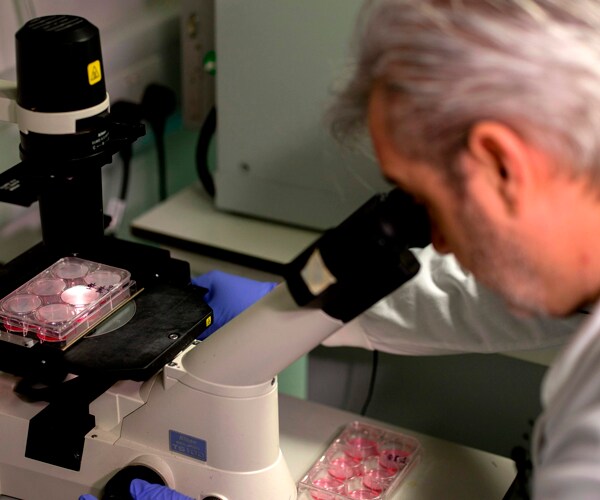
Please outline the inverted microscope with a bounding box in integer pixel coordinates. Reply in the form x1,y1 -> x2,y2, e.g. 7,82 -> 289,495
0,15 -> 429,499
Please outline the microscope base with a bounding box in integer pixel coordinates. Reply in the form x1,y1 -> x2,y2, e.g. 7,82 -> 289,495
0,364 -> 298,500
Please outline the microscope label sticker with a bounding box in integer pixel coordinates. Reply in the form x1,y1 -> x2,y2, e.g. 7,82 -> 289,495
169,430 -> 207,462
87,60 -> 102,85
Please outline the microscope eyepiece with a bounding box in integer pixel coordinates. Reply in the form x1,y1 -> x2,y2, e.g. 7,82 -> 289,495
16,15 -> 106,113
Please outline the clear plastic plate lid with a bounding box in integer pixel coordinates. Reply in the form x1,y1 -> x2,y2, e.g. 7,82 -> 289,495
298,421 -> 422,499
0,257 -> 134,344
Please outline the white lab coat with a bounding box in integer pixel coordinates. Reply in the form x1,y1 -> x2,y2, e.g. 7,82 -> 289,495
325,245 -> 581,354
532,303 -> 600,499
324,245 -> 594,499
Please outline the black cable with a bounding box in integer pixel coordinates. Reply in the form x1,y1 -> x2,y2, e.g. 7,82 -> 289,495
119,151 -> 131,201
156,131 -> 167,201
141,84 -> 176,201
110,100 -> 142,202
196,106 -> 216,198
360,350 -> 379,416
104,100 -> 143,234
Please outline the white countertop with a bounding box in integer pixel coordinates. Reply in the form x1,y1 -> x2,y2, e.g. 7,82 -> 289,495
131,183 -> 320,267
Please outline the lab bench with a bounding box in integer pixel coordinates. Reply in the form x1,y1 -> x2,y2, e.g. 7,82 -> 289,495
0,394 -> 516,499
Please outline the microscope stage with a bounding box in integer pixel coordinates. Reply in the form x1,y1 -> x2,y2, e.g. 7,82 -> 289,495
0,239 -> 213,382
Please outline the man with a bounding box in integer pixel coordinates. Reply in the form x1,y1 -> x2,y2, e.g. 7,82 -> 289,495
86,0 -> 598,498
325,1 -> 600,498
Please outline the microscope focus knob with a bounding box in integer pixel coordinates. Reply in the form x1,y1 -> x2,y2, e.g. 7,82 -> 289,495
101,465 -> 165,499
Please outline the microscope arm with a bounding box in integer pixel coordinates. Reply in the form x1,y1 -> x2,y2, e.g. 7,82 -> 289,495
182,188 -> 430,388
183,283 -> 344,387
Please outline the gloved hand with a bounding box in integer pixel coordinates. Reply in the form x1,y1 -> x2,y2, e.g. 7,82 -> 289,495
129,479 -> 194,499
78,479 -> 193,500
192,270 -> 278,339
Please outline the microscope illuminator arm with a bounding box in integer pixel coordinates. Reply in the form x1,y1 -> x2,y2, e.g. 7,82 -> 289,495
0,16 -> 144,251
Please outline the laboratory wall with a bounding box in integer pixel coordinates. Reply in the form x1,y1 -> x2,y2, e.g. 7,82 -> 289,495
309,346 -> 546,462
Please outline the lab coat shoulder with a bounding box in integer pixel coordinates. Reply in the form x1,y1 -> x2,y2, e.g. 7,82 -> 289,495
323,245 -> 580,355
532,304 -> 600,498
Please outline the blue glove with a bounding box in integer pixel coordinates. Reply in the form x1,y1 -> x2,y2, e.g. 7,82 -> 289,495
130,479 -> 194,499
78,479 -> 193,500
192,270 -> 277,339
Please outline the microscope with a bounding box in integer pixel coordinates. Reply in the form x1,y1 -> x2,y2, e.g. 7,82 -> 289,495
0,15 -> 429,499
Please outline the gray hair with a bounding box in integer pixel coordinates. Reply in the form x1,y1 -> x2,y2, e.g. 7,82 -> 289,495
330,0 -> 600,182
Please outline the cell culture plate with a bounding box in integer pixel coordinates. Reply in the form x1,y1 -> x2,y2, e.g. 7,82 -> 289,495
298,421 -> 421,499
0,257 -> 135,347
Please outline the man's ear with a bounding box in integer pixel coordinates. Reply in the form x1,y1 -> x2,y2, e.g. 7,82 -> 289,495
464,121 -> 533,214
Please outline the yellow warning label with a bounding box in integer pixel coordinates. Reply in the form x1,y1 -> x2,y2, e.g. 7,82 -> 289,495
206,316 -> 212,327
87,60 -> 102,85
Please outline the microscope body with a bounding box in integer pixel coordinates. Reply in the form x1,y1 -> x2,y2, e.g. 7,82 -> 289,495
0,187 -> 426,498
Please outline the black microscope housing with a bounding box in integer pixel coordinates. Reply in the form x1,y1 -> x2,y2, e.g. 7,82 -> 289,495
0,15 -> 211,384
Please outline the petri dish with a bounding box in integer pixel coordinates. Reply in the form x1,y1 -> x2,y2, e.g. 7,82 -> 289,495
328,456 -> 361,480
36,303 -> 78,341
84,270 -> 122,288
53,261 -> 89,280
2,294 -> 41,315
36,303 -> 76,324
344,436 -> 378,461
379,440 -> 413,472
28,278 -> 66,297
345,478 -> 380,499
361,457 -> 394,492
61,285 -> 100,306
308,466 -> 345,493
